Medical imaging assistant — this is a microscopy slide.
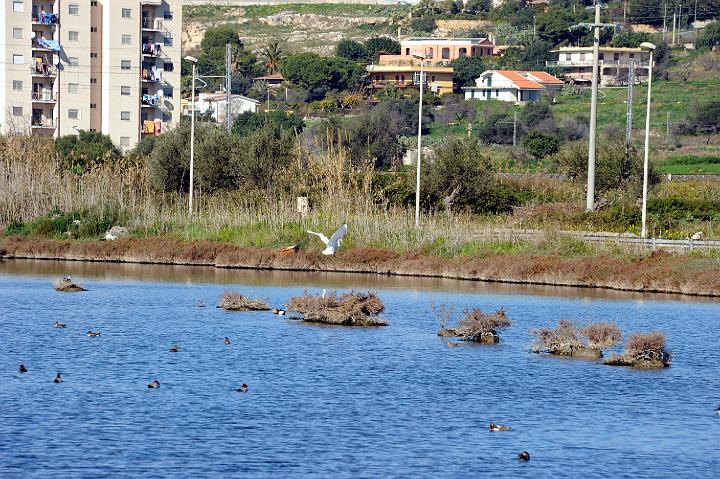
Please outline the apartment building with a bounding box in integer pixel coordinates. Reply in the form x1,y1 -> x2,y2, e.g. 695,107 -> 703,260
0,0 -> 181,150
366,38 -> 494,95
547,47 -> 651,86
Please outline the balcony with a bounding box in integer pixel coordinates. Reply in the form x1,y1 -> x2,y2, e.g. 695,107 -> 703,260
31,62 -> 57,77
31,118 -> 55,129
142,17 -> 164,31
32,12 -> 59,26
32,91 -> 56,103
546,60 -> 651,68
32,36 -> 60,52
141,93 -> 162,108
141,69 -> 162,83
142,43 -> 162,57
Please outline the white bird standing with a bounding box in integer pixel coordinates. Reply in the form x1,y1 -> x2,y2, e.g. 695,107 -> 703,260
307,224 -> 347,256
321,289 -> 327,299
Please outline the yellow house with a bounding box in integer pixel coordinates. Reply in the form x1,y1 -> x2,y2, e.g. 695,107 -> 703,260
366,58 -> 454,96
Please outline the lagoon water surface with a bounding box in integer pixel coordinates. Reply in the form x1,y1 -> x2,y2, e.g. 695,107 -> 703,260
1,260 -> 719,478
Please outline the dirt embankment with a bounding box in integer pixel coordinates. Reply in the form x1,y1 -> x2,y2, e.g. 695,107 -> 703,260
1,236 -> 719,296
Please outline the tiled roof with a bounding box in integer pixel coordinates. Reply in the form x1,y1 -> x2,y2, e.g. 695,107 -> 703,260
526,71 -> 564,84
495,70 -> 544,90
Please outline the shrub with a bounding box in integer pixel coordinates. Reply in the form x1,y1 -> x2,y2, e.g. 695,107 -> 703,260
696,21 -> 720,51
55,130 -> 118,171
233,110 -> 304,137
521,130 -> 560,159
218,291 -> 270,311
605,331 -> 672,368
451,308 -> 511,343
364,36 -> 400,63
583,321 -> 622,351
531,320 -> 583,356
625,331 -> 666,354
286,291 -> 387,326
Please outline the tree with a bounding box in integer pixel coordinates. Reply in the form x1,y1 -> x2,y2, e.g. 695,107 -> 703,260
423,136 -> 512,214
697,21 -> 720,51
233,110 -> 304,137
450,56 -> 486,88
466,0 -> 492,15
536,4 -> 584,45
201,25 -> 243,51
344,108 -> 405,168
55,130 -> 118,170
230,124 -> 296,190
521,41 -> 553,70
521,101 -> 554,128
259,41 -> 285,74
610,31 -> 652,48
365,37 -> 401,63
336,39 -> 367,62
281,53 -> 363,98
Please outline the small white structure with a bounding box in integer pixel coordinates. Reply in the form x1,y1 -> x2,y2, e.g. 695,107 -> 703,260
463,70 -> 563,103
183,92 -> 260,123
547,47 -> 651,86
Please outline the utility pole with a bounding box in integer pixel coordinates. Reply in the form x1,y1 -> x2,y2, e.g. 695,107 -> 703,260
512,112 -> 517,147
623,0 -> 627,24
672,11 -> 677,46
587,1 -> 601,212
225,44 -> 232,132
666,112 -> 671,148
625,61 -> 634,168
663,2 -> 668,42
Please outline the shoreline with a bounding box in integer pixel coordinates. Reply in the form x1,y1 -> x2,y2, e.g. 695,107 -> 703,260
1,236 -> 719,297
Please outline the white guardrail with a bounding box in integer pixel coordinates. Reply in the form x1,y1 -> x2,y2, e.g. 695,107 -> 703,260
488,229 -> 720,251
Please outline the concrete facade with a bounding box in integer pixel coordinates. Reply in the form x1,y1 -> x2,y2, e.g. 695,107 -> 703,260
463,70 -> 563,103
548,47 -> 651,86
1,0 -> 182,150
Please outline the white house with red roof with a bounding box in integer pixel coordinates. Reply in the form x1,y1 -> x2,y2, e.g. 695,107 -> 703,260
463,70 -> 564,102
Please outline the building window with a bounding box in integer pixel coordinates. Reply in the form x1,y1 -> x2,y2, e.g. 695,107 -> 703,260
69,31 -> 79,42
68,83 -> 79,94
495,89 -> 499,97
614,53 -> 620,61
12,107 -> 23,116
90,103 -> 97,109
599,53 -> 604,60
68,57 -> 79,66
121,111 -> 131,121
13,28 -> 23,39
13,54 -> 24,64
426,48 -> 433,59
629,53 -> 635,58
162,87 -> 173,98
69,4 -> 79,15
90,52 -> 98,58
459,47 -> 467,57
119,137 -> 130,147
163,36 -> 173,47
90,78 -> 97,84
405,48 -> 410,55
13,80 -> 23,91
91,1 -> 97,6
441,47 -> 450,60
122,8 -> 131,19
121,60 -> 131,70
68,109 -> 79,119
579,53 -> 586,61
13,1 -> 24,13
164,11 -> 173,20
91,27 -> 98,33
121,86 -> 131,95
122,35 -> 132,45
163,61 -> 174,72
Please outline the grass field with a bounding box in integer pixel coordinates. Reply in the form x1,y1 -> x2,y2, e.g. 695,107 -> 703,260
658,155 -> 720,174
184,4 -> 405,20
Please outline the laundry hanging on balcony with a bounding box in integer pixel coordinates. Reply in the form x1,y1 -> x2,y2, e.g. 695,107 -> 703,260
142,94 -> 161,106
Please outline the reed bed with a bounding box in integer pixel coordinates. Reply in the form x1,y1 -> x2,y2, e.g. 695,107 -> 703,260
218,291 -> 270,311
286,291 -> 388,326
605,331 -> 672,368
531,320 -> 622,359
442,308 -> 511,343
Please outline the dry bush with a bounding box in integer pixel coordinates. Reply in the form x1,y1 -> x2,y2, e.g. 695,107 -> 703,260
605,331 -> 672,367
218,291 -> 270,311
286,290 -> 387,327
454,308 -> 511,342
431,303 -> 455,332
583,321 -> 622,350
530,320 -> 584,356
625,331 -> 666,354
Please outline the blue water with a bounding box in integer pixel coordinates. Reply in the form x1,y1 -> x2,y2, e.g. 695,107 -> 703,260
1,260 -> 719,478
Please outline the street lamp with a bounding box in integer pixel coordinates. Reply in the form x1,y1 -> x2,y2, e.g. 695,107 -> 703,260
412,52 -> 426,228
639,42 -> 656,239
184,55 -> 198,216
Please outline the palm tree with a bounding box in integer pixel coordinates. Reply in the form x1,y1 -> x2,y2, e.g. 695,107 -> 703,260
260,41 -> 285,74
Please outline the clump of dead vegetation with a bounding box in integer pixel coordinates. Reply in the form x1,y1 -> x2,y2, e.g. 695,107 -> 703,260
605,331 -> 672,368
218,291 -> 270,311
286,291 -> 388,327
531,320 -> 622,359
54,278 -> 86,292
439,306 -> 511,343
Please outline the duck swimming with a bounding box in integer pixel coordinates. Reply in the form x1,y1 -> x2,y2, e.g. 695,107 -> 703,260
195,300 -> 205,308
169,344 -> 179,353
489,422 -> 511,432
224,337 -> 231,345
148,379 -> 160,389
237,383 -> 249,393
53,321 -> 66,328
87,331 -> 101,337
53,373 -> 62,383
518,451 -> 530,462
19,364 -> 28,373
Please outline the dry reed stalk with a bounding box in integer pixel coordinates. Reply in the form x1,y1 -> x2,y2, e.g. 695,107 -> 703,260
448,308 -> 511,343
605,331 -> 672,368
218,291 -> 270,311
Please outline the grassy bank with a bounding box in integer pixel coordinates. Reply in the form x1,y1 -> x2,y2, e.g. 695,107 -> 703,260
2,235 -> 719,296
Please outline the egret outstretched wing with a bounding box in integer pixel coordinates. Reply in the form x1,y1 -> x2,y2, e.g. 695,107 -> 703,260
306,230 -> 330,245
327,224 -> 347,249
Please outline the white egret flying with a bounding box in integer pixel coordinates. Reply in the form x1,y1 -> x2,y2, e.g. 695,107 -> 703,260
307,224 -> 347,256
